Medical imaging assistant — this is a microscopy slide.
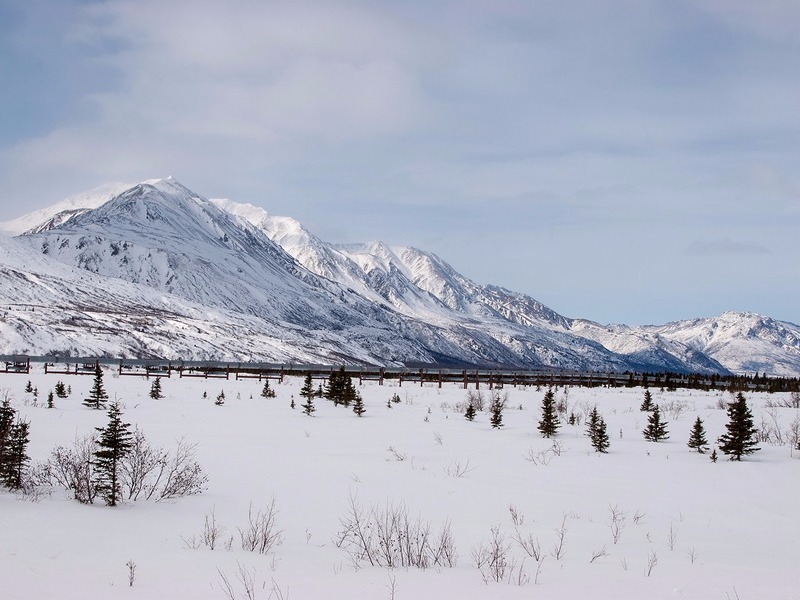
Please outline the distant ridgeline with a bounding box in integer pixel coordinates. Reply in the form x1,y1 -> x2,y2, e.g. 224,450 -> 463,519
2,355 -> 798,393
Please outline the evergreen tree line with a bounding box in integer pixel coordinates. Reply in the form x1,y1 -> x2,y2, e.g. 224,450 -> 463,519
297,368 -> 366,417
460,385 -> 768,461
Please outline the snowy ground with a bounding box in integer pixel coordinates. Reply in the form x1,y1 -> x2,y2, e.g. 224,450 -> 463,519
1,367 -> 798,600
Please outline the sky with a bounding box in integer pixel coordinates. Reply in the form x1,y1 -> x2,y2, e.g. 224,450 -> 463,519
0,0 -> 798,326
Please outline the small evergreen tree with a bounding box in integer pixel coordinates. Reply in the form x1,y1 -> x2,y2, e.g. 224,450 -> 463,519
640,389 -> 654,411
290,395 -> 296,409
568,412 -> 576,425
93,402 -> 132,506
717,392 -> 760,461
301,392 -> 316,416
593,416 -> 610,453
215,391 -> 225,406
149,376 -> 163,400
261,379 -> 277,398
55,381 -> 67,398
537,388 -> 560,438
24,380 -> 33,394
643,405 -> 669,442
1,420 -> 30,489
300,374 -> 315,402
47,391 -> 55,409
489,395 -> 504,429
687,417 -> 708,453
710,448 -> 718,463
0,399 -> 18,486
464,401 -> 476,422
586,406 -> 600,439
83,363 -> 109,410
339,371 -> 361,407
586,406 -> 610,453
352,392 -> 366,417
325,367 -> 347,405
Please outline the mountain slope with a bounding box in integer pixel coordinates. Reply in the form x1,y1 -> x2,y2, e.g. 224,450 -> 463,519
3,181 -> 797,375
218,199 -> 735,374
645,312 -> 800,377
0,182 -> 131,235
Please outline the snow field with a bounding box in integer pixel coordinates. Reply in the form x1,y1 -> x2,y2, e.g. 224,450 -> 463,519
1,368 -> 798,599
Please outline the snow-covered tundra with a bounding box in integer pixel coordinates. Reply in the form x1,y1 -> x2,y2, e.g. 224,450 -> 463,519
1,367 -> 798,600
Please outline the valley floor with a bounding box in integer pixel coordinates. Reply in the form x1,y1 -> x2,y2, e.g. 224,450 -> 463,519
1,368 -> 798,599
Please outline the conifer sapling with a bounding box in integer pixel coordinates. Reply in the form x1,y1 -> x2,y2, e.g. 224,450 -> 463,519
687,417 -> 708,453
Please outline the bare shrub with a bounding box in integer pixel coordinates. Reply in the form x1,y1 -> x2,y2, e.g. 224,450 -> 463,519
386,446 -> 407,462
218,562 -> 257,600
508,505 -> 524,527
156,438 -> 208,500
511,528 -> 541,561
551,514 -> 568,560
239,498 -> 283,555
590,545 -> 608,563
667,524 -> 678,551
472,526 -> 510,582
121,432 -> 207,501
126,560 -> 136,587
466,389 -> 486,412
645,551 -> 658,576
183,507 -> 226,550
473,526 -> 530,586
444,459 -> 475,478
46,434 -> 97,504
335,494 -> 457,569
609,504 -> 626,545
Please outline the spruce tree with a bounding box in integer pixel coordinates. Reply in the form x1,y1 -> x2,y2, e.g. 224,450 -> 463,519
325,367 -> 347,405
55,381 -> 67,398
593,416 -> 610,453
717,392 -> 760,460
83,363 -> 109,410
464,401 -> 476,422
640,389 -> 654,411
261,379 -> 277,398
300,374 -> 315,402
0,399 -> 18,486
149,376 -> 163,400
586,406 -> 600,440
586,406 -> 610,453
537,388 -> 560,438
47,391 -> 55,409
341,377 -> 358,408
301,391 -> 316,416
93,402 -> 132,506
489,395 -> 504,428
687,417 -> 708,453
643,405 -> 669,442
2,420 -> 30,489
215,391 -> 225,406
352,391 -> 366,417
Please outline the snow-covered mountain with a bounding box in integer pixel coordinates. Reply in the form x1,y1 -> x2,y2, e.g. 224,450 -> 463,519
0,182 -> 131,235
3,179 -> 798,375
644,312 -> 800,378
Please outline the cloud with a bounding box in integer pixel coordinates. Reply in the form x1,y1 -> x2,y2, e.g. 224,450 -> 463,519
685,238 -> 771,257
0,0 -> 798,324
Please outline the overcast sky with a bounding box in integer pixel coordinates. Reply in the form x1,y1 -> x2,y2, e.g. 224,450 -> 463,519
1,0 -> 798,325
